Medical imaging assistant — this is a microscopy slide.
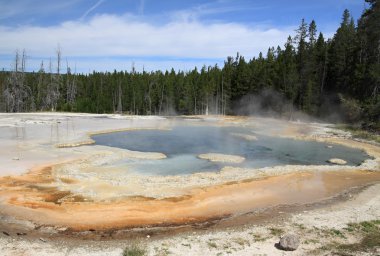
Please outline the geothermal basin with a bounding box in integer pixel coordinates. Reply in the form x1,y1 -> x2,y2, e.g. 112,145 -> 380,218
92,125 -> 368,175
0,113 -> 379,232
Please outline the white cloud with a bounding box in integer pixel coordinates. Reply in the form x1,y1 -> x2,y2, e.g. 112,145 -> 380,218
0,13 -> 295,72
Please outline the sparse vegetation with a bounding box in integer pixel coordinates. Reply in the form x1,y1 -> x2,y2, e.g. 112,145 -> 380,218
311,220 -> 380,255
232,237 -> 250,247
294,223 -> 306,230
269,227 -> 285,237
329,229 -> 346,239
181,243 -> 191,248
122,244 -> 147,256
335,124 -> 380,143
338,231 -> 380,253
153,243 -> 172,256
304,239 -> 320,245
207,241 -> 218,249
250,232 -> 269,242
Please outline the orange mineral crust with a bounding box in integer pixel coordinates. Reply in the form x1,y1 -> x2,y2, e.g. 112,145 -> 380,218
1,164 -> 379,231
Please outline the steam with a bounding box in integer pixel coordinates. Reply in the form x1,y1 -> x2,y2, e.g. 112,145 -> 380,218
232,88 -> 362,124
232,88 -> 314,122
318,93 -> 363,124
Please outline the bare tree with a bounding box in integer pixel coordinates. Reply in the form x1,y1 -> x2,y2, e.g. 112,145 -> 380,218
44,47 -> 62,111
66,60 -> 77,106
3,49 -> 32,112
117,81 -> 122,113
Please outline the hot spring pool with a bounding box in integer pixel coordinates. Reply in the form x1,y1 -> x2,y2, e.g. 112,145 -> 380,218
92,125 -> 369,175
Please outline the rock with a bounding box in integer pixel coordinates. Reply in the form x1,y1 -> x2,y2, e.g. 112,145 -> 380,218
327,158 -> 347,165
326,145 -> 333,148
278,233 -> 300,251
2,231 -> 10,236
39,237 -> 47,242
16,232 -> 27,236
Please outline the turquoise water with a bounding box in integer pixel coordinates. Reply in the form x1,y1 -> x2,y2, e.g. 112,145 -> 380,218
92,126 -> 369,175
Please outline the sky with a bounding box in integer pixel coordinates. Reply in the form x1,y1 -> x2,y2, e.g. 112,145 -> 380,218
0,0 -> 365,73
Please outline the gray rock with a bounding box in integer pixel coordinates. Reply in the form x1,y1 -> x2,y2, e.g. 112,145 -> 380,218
278,233 -> 300,251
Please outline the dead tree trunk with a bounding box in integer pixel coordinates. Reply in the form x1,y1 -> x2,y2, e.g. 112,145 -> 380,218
117,81 -> 122,113
3,49 -> 31,112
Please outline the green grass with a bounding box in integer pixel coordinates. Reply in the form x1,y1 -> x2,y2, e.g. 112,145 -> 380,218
312,220 -> 380,255
330,229 -> 346,239
337,231 -> 380,253
122,244 -> 147,256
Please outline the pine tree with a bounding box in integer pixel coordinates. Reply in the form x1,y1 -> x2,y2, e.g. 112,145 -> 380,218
327,9 -> 356,93
356,0 -> 380,130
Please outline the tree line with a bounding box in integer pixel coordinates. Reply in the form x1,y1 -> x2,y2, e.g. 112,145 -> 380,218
0,1 -> 379,131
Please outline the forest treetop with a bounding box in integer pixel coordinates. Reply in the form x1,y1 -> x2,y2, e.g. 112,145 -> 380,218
0,1 -> 379,132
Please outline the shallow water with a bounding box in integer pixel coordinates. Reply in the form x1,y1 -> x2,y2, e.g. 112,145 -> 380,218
92,126 -> 369,175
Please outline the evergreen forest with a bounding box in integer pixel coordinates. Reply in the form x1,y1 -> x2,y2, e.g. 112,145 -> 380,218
1,1 -> 379,131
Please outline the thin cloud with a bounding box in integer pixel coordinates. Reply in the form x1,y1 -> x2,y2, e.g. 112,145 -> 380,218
138,0 -> 145,15
80,0 -> 105,20
171,1 -> 268,23
0,0 -> 81,21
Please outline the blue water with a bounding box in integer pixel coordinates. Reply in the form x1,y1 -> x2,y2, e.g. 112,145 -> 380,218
92,126 -> 369,175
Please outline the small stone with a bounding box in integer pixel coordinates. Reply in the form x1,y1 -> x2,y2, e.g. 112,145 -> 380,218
2,231 -> 10,236
326,145 -> 333,149
146,235 -> 150,238
16,232 -> 26,236
278,233 -> 300,251
39,237 -> 47,242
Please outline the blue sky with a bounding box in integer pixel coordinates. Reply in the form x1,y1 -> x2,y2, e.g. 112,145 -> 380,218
0,0 -> 365,73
